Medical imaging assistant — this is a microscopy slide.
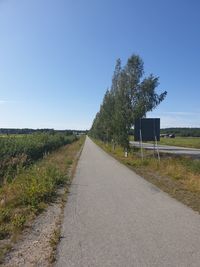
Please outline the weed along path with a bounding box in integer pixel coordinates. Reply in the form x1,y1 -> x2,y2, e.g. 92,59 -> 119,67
55,137 -> 200,267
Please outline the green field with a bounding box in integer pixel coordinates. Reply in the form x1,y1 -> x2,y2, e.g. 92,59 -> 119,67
0,134 -> 25,138
0,133 -> 77,185
159,137 -> 200,149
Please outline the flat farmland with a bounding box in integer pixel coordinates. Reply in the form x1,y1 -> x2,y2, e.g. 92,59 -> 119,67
159,137 -> 200,149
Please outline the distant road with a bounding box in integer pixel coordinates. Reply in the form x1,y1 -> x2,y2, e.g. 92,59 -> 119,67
55,137 -> 200,267
130,141 -> 200,156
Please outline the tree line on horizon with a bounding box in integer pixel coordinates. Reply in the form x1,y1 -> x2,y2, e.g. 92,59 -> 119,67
0,128 -> 87,135
161,128 -> 200,137
90,54 -> 167,149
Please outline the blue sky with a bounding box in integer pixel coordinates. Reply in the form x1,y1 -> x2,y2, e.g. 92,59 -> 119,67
0,0 -> 200,130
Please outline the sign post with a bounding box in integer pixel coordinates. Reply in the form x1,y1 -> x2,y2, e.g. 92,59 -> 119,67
134,118 -> 160,161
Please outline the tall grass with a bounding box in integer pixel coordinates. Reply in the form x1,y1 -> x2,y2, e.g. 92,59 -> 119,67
0,133 -> 77,185
108,141 -> 200,185
0,136 -> 85,243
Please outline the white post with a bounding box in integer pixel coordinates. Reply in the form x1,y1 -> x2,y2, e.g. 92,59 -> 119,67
155,135 -> 160,162
140,129 -> 144,160
124,147 -> 128,157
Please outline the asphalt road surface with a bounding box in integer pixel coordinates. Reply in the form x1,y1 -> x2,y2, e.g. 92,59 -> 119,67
130,141 -> 200,156
55,137 -> 200,267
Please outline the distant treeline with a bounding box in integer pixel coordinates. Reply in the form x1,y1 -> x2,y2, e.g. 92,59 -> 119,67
0,128 -> 87,135
161,128 -> 200,137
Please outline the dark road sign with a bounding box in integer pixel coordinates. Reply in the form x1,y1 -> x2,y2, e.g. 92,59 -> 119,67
134,118 -> 160,141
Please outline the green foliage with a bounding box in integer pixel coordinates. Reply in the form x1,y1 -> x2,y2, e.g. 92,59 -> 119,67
90,54 -> 167,148
0,164 -> 65,239
17,165 -> 62,208
0,225 -> 10,240
0,136 -> 85,266
12,214 -> 26,229
0,133 -> 77,185
67,159 -> 73,165
0,208 -> 11,223
0,136 -> 84,244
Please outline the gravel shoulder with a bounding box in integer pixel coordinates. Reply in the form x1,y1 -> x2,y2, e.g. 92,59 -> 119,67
3,190 -> 64,267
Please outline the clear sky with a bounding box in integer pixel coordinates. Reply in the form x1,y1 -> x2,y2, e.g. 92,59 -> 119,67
1,0 -> 200,130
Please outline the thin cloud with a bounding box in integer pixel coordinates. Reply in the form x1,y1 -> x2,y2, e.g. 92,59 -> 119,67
0,100 -> 17,105
160,111 -> 200,116
148,111 -> 200,128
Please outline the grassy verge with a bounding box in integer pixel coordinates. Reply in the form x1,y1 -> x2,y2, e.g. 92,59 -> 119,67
0,136 -> 85,262
94,139 -> 200,213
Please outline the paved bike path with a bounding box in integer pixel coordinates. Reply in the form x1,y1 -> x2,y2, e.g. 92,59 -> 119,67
55,137 -> 200,267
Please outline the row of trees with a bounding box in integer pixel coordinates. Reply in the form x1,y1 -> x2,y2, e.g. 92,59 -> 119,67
90,54 -> 167,149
